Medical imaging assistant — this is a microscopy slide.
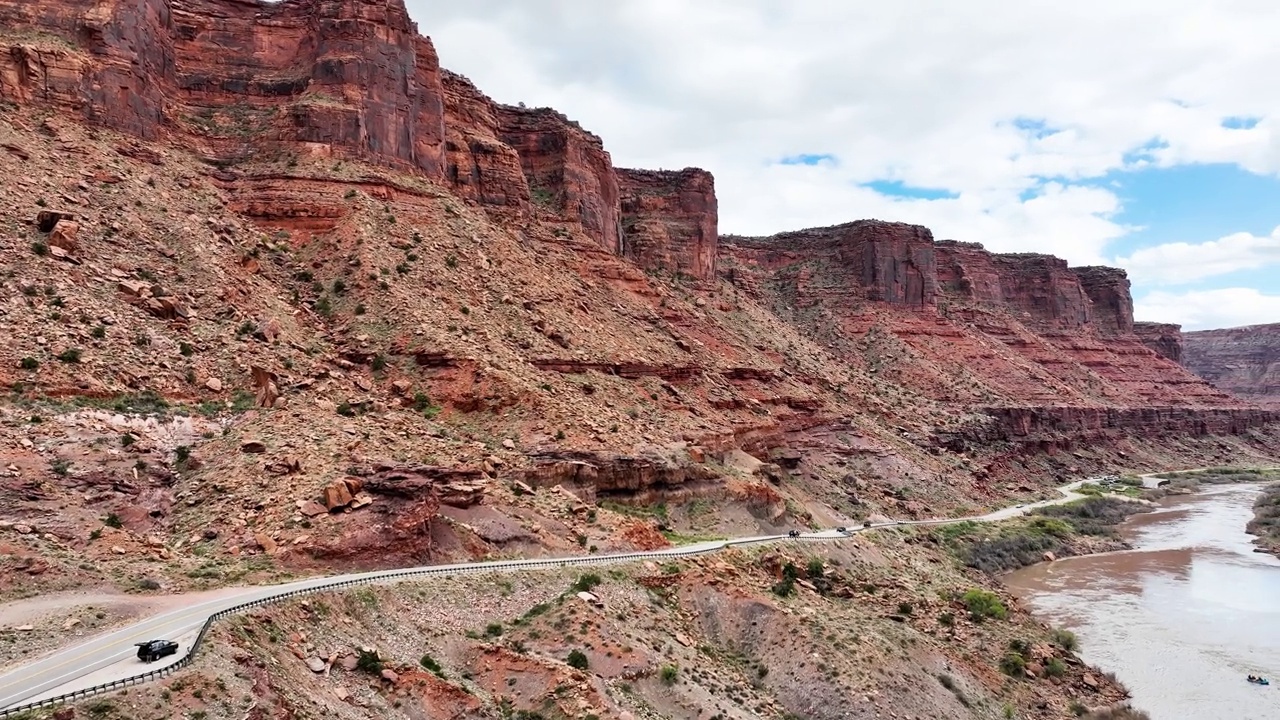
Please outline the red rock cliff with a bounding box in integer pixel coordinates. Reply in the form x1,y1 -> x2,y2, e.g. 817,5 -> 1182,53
496,105 -> 622,253
1183,323 -> 1280,408
618,167 -> 718,280
1075,266 -> 1135,336
440,70 -> 529,209
935,242 -> 1092,329
1134,322 -> 1184,364
0,0 -> 449,174
723,220 -> 938,310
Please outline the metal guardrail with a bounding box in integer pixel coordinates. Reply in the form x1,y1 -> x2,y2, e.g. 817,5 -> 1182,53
6,496 -> 1074,719
0,529 -> 861,717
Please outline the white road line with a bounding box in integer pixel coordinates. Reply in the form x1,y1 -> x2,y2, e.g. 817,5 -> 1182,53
0,476 -> 1107,714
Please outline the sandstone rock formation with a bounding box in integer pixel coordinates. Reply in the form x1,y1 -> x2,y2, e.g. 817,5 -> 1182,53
1134,322 -> 1184,364
497,105 -> 622,253
725,221 -> 938,310
0,0 -> 447,172
439,70 -> 529,210
618,168 -> 718,281
1184,324 -> 1280,408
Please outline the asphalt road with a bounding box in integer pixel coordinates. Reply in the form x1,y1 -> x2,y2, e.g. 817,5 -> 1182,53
0,477 -> 1096,712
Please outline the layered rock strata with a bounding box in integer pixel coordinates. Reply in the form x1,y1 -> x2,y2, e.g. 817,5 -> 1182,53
1184,324 -> 1280,408
618,168 -> 718,280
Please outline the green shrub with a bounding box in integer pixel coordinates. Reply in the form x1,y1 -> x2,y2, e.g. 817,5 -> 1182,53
105,513 -> 123,529
566,649 -> 589,670
57,348 -> 83,363
419,654 -> 444,677
806,557 -> 825,578
938,611 -> 955,627
999,651 -> 1026,677
572,573 -> 602,592
1045,657 -> 1066,677
1051,628 -> 1079,651
897,602 -> 914,616
962,588 -> 1007,621
356,649 -> 383,674
19,357 -> 38,370
659,664 -> 679,685
484,622 -> 504,637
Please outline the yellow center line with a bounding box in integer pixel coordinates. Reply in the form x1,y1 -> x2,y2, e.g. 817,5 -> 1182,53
0,604 -> 220,697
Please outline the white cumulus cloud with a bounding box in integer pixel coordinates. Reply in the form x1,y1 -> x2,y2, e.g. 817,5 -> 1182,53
409,0 -> 1280,318
1136,288 -> 1280,330
1115,227 -> 1280,285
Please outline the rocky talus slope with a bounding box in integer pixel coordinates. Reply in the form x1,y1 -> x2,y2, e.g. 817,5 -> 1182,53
1183,323 -> 1280,408
0,0 -> 1273,718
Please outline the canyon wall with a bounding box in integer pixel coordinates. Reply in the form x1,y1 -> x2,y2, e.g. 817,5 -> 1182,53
439,70 -> 529,209
1184,324 -> 1280,408
1134,322 -> 1184,364
722,224 -> 1250,415
0,0 -> 720,266
618,168 -> 718,280
724,221 -> 938,310
0,0 -> 450,172
495,105 -> 622,253
1075,266 -> 1135,336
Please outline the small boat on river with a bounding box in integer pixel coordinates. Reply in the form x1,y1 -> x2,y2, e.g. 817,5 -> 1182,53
1247,675 -> 1269,686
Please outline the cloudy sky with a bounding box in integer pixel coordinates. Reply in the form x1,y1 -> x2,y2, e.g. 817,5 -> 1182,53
409,0 -> 1280,331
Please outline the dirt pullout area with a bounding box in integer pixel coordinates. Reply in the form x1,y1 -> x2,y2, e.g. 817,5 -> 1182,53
0,586 -> 254,671
42,530 -> 1146,720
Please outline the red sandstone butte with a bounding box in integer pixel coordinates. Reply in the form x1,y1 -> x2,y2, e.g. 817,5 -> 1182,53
618,167 -> 718,281
1184,323 -> 1280,408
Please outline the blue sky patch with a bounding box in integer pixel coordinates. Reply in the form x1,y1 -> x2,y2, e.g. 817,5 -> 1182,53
1221,116 -> 1261,130
1100,162 -> 1280,294
1009,116 -> 1060,139
778,153 -> 836,166
864,179 -> 959,200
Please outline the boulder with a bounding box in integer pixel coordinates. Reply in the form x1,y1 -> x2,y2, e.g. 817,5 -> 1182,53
322,482 -> 354,511
48,220 -> 80,253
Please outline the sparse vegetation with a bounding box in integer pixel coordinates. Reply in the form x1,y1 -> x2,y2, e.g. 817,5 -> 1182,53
566,649 -> 589,670
961,588 -> 1007,621
57,348 -> 83,363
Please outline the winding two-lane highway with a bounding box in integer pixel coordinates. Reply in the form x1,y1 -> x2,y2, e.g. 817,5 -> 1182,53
0,477 -> 1097,713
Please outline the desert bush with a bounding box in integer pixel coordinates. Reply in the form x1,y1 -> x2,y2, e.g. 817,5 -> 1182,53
961,588 -> 1007,621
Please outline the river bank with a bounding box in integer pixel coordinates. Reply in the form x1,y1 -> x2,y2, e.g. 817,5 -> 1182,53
1140,467 -> 1280,556
1006,484 -> 1280,720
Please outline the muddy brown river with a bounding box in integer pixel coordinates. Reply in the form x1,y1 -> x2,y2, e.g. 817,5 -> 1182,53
1006,485 -> 1280,720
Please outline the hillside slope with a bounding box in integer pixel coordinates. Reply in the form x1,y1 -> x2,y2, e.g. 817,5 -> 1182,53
0,2 -> 1276,718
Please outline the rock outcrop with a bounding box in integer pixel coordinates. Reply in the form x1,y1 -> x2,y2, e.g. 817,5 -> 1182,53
1075,266 -> 1135,336
1184,324 -> 1280,408
496,105 -> 622,253
440,70 -> 530,209
0,0 -> 448,173
1134,322 -> 1184,364
935,242 -> 1092,329
724,221 -> 938,310
618,168 -> 718,280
